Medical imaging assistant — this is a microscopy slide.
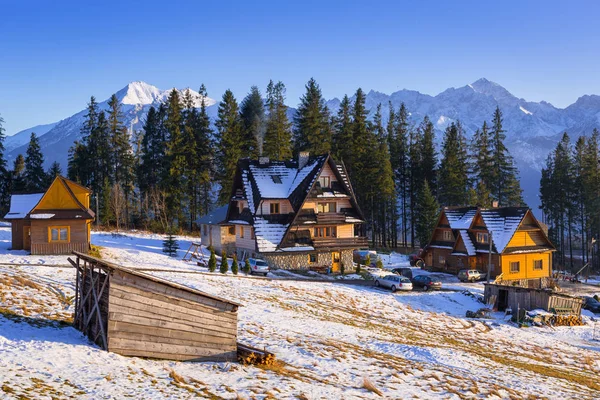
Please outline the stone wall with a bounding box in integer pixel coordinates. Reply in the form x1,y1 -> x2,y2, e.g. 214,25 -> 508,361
262,249 -> 355,272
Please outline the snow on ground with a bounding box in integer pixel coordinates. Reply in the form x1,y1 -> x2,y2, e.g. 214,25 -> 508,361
1,227 -> 600,398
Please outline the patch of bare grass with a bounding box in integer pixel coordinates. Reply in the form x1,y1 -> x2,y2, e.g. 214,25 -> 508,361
362,376 -> 383,396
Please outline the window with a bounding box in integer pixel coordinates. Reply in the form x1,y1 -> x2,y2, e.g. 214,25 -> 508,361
239,226 -> 244,238
317,202 -> 336,213
228,226 -> 235,236
438,255 -> 445,265
49,226 -> 69,242
533,260 -> 543,270
270,203 -> 280,214
251,228 -> 255,240
308,254 -> 317,264
314,226 -> 337,238
476,232 -> 489,243
443,230 -> 452,241
318,176 -> 330,188
203,225 -> 208,236
510,261 -> 520,273
271,175 -> 282,184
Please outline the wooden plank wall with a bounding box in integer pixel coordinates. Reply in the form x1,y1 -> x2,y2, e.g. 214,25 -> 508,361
107,270 -> 238,362
32,241 -> 89,255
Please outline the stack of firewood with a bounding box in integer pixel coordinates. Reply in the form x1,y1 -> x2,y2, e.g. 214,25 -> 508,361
549,315 -> 583,326
237,343 -> 276,366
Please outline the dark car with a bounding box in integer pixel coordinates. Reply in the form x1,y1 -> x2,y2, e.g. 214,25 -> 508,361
583,296 -> 600,313
392,267 -> 413,279
411,275 -> 442,291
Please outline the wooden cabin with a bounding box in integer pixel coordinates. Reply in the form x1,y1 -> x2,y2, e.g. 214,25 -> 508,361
197,152 -> 368,271
69,252 -> 241,362
423,207 -> 555,288
3,176 -> 94,255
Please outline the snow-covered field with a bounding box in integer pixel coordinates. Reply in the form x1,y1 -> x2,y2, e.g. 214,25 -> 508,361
1,227 -> 600,399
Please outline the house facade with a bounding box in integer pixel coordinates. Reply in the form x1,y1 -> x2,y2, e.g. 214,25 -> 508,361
198,153 -> 368,271
422,206 -> 555,288
3,176 -> 95,255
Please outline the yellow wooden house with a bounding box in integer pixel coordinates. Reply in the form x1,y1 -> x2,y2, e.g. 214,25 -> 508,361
4,176 -> 95,255
423,207 -> 555,288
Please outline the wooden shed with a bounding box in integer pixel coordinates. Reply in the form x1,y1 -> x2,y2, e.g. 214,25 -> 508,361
69,252 -> 241,362
484,283 -> 583,317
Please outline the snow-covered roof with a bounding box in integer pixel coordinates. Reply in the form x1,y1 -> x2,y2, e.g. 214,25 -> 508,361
196,205 -> 228,225
253,217 -> 288,253
479,208 -> 528,253
445,207 -> 477,230
458,230 -> 476,256
3,193 -> 44,219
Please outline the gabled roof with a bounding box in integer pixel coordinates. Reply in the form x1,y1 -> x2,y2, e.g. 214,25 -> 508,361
3,193 -> 44,219
445,207 -> 478,230
479,207 -> 529,253
196,205 -> 229,226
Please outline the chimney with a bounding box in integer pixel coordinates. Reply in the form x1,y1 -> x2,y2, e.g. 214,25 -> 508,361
259,157 -> 270,165
298,151 -> 310,169
492,200 -> 499,208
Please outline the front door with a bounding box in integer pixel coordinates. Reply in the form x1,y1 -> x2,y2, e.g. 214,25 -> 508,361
469,257 -> 476,270
23,227 -> 31,251
497,289 -> 508,311
332,251 -> 341,273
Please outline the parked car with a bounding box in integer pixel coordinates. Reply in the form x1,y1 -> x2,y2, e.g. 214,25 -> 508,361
408,251 -> 424,268
411,275 -> 442,291
375,274 -> 413,292
583,296 -> 600,313
391,267 -> 413,279
458,269 -> 483,282
247,258 -> 270,276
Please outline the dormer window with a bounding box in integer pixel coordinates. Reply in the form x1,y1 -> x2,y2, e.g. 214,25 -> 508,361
271,175 -> 282,184
270,203 -> 280,214
443,231 -> 452,241
476,232 -> 489,244
318,176 -> 330,188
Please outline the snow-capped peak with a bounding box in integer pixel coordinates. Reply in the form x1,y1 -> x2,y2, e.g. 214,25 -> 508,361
116,81 -> 163,105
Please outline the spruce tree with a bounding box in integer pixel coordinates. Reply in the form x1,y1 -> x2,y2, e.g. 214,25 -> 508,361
215,89 -> 243,204
0,114 -> 9,215
293,78 -> 332,155
162,228 -> 179,257
231,253 -> 239,275
471,121 -> 494,191
489,107 -> 522,206
12,154 -> 26,192
243,258 -> 251,274
195,84 -> 215,217
419,116 -> 437,193
46,161 -> 62,186
332,95 -> 353,164
438,122 -> 470,206
240,86 -> 264,158
220,250 -> 229,274
208,248 -> 217,272
415,181 -> 439,247
164,89 -> 185,224
263,80 -> 292,160
389,103 -> 410,247
24,133 -> 46,192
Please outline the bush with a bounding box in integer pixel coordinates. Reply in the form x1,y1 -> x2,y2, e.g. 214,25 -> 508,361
220,250 -> 228,274
244,258 -> 251,275
208,249 -> 217,272
364,254 -> 371,266
340,262 -> 345,275
231,254 -> 239,275
376,258 -> 383,269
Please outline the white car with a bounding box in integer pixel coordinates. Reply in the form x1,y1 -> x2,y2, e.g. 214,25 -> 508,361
375,274 -> 413,292
248,258 -> 270,276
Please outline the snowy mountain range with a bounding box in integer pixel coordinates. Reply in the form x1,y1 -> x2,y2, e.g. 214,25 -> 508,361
6,79 -> 600,212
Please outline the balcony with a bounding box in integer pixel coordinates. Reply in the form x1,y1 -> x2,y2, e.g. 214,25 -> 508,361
312,236 -> 369,249
316,212 -> 346,224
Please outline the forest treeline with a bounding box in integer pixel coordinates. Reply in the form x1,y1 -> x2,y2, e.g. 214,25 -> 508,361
0,79 -> 523,247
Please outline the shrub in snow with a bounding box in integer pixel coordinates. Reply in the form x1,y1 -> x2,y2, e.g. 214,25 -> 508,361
364,254 -> 371,266
208,249 -> 217,272
231,254 -> 239,275
340,262 -> 345,275
162,229 -> 179,257
376,259 -> 383,269
243,258 -> 251,275
220,250 -> 228,274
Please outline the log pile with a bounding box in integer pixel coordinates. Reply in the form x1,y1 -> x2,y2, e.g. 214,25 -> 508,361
549,314 -> 583,326
237,343 -> 276,366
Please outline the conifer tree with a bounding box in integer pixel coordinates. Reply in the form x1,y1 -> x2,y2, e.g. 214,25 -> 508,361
12,154 -> 26,192
438,122 -> 470,206
46,162 -> 62,186
24,133 -> 46,192
293,78 -> 332,155
220,250 -> 228,274
489,107 -> 522,206
240,86 -> 264,158
332,95 -> 353,164
208,248 -> 217,272
162,228 -> 179,257
243,258 -> 251,274
415,180 -> 439,247
263,80 -> 292,160
0,114 -> 9,214
138,106 -> 161,197
471,121 -> 494,190
195,84 -> 215,216
389,103 -> 410,246
215,89 -> 243,205
164,89 -> 185,223
419,116 -> 437,193
231,253 -> 239,275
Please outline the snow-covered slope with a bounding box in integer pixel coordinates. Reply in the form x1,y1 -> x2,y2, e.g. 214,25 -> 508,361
4,122 -> 58,152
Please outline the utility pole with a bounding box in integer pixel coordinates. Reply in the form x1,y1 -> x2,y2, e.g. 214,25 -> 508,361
96,194 -> 100,228
487,231 -> 493,283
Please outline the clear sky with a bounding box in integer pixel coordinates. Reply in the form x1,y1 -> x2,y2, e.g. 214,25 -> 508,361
1,0 -> 599,134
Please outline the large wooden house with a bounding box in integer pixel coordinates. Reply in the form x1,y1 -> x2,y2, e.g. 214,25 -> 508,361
422,206 -> 555,287
197,153 -> 368,271
3,176 -> 95,255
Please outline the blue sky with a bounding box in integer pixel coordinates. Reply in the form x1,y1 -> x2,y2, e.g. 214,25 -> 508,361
1,0 -> 598,134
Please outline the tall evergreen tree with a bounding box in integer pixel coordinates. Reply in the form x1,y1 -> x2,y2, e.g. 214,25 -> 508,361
438,122 -> 470,206
293,78 -> 332,155
415,181 -> 439,247
389,103 -> 410,246
332,95 -> 353,164
239,86 -> 264,158
46,161 -> 62,186
12,154 -> 26,192
263,80 -> 292,160
195,84 -> 215,216
419,116 -> 437,193
164,89 -> 186,224
24,133 -> 46,192
0,114 -> 9,214
471,121 -> 494,190
215,89 -> 243,204
489,107 -> 522,206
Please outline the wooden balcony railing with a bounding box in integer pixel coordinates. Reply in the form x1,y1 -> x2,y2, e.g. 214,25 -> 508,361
316,213 -> 346,224
312,236 -> 369,249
